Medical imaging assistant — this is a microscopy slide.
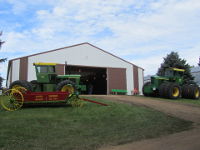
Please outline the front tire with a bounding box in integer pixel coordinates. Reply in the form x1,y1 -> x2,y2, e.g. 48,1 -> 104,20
142,82 -> 151,96
56,80 -> 76,97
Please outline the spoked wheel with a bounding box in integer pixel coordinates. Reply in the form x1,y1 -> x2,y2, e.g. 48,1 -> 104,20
0,89 -> 24,111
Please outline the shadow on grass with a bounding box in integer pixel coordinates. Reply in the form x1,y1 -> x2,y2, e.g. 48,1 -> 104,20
22,103 -> 71,109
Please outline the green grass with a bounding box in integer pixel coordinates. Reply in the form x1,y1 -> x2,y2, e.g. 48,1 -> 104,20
137,95 -> 200,106
0,97 -> 192,150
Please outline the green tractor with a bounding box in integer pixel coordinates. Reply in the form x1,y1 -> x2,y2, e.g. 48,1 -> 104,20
9,62 -> 86,96
143,67 -> 200,99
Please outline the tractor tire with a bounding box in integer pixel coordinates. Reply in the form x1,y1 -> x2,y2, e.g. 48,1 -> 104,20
9,80 -> 33,92
159,83 -> 171,98
167,83 -> 181,99
159,83 -> 165,97
159,83 -> 170,98
56,80 -> 76,97
142,82 -> 151,96
182,84 -> 190,98
188,85 -> 200,99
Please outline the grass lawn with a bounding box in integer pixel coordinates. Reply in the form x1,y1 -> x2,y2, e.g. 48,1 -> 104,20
137,95 -> 200,106
0,97 -> 192,150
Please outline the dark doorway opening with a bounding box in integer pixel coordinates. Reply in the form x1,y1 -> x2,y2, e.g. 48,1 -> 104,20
65,66 -> 107,95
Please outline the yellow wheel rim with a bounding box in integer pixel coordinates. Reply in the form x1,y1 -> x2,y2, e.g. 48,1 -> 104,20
195,89 -> 200,98
0,89 -> 24,111
12,85 -> 27,93
172,87 -> 179,97
61,85 -> 74,97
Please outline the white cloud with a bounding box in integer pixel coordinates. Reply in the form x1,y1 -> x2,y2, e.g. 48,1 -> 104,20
1,0 -> 200,84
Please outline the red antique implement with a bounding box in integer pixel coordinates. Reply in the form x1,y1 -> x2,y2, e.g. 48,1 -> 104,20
23,91 -> 69,102
0,88 -> 70,111
0,88 -> 108,111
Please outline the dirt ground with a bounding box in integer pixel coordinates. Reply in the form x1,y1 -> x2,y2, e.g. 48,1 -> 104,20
86,95 -> 200,150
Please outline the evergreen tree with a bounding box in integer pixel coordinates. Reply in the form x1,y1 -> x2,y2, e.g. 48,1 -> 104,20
0,32 -> 6,88
157,51 -> 194,83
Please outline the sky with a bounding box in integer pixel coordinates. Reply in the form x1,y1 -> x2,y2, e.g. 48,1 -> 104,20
0,0 -> 200,85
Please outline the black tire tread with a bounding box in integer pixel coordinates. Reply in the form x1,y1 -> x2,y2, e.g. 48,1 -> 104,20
56,80 -> 76,92
142,82 -> 151,96
168,83 -> 181,99
9,80 -> 33,91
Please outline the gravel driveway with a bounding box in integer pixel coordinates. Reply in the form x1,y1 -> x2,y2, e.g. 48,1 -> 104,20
86,95 -> 200,150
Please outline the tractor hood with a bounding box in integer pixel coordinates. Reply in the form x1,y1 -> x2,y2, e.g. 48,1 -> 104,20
152,76 -> 169,81
57,75 -> 81,79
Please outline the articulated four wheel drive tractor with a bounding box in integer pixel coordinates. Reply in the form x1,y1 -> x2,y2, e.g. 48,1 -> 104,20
143,67 -> 200,99
11,62 -> 86,95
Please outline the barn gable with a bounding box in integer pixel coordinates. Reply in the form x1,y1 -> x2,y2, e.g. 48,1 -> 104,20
6,43 -> 144,95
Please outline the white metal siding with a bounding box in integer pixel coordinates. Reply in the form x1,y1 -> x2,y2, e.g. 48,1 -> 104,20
138,68 -> 144,95
12,59 -> 20,82
7,69 -> 11,87
27,44 -> 134,94
126,68 -> 134,94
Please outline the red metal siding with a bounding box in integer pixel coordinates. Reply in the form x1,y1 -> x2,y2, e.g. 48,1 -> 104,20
56,64 -> 64,75
19,57 -> 28,80
107,68 -> 126,94
133,65 -> 139,90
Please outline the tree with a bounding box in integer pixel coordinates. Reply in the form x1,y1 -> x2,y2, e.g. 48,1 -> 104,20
0,32 -> 6,88
157,51 -> 194,83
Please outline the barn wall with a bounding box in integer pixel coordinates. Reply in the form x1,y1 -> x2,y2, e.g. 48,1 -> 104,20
133,65 -> 139,91
55,64 -> 65,75
7,66 -> 11,87
107,68 -> 127,94
138,68 -> 144,95
27,44 -> 134,94
12,59 -> 20,82
19,57 -> 28,80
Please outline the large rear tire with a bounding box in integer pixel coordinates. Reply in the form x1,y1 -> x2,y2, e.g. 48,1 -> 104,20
9,80 -> 33,92
159,83 -> 165,97
182,84 -> 189,98
182,85 -> 200,99
188,85 -> 200,99
167,83 -> 181,99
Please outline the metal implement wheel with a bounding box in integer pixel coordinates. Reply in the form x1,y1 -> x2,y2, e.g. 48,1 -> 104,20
0,89 -> 24,111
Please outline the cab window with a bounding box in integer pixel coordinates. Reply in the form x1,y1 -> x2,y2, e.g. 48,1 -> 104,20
49,66 -> 55,73
37,66 -> 48,73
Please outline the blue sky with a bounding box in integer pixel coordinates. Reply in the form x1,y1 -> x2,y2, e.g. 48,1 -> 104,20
0,0 -> 200,84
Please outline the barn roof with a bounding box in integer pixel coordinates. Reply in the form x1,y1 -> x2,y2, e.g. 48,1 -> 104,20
9,42 -> 143,70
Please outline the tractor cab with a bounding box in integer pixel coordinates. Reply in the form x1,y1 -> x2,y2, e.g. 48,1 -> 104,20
163,67 -> 185,85
33,63 -> 57,83
164,68 -> 184,77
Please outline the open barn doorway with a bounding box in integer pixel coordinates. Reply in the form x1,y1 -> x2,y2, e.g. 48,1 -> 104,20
65,66 -> 107,95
